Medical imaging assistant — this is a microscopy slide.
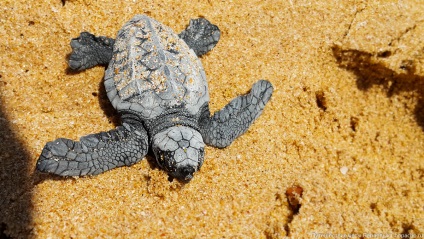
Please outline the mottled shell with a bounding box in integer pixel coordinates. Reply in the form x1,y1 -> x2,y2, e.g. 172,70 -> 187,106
104,15 -> 209,119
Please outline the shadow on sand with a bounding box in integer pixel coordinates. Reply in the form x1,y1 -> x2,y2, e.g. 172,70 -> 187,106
332,45 -> 424,131
0,98 -> 33,237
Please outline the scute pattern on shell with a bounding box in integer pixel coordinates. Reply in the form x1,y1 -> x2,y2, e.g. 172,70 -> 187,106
104,15 -> 209,119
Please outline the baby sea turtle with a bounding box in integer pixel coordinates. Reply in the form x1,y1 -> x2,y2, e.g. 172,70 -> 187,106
36,15 -> 273,181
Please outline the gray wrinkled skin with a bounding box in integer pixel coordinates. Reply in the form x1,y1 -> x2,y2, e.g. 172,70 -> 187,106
36,15 -> 273,182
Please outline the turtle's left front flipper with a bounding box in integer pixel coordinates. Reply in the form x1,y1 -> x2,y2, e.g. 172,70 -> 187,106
199,80 -> 273,148
36,122 -> 148,177
179,18 -> 221,56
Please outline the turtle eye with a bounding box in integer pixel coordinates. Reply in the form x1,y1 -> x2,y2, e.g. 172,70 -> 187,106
198,148 -> 205,169
159,152 -> 165,165
152,147 -> 165,168
153,149 -> 176,172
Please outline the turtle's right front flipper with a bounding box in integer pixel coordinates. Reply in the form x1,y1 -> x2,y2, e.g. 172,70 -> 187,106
36,122 -> 148,177
68,32 -> 115,71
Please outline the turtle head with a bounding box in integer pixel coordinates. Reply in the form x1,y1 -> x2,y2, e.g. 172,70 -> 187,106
152,126 -> 205,182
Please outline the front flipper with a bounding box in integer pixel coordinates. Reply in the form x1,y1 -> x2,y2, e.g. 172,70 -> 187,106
178,18 -> 221,57
199,80 -> 273,148
36,122 -> 148,177
68,32 -> 115,71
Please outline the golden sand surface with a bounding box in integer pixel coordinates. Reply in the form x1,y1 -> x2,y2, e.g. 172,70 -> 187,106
1,0 -> 423,238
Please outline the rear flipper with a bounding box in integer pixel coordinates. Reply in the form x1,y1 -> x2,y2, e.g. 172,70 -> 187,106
199,80 -> 273,148
179,18 -> 221,57
36,122 -> 148,176
68,32 -> 115,71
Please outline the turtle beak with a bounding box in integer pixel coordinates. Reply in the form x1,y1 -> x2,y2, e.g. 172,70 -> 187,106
180,166 -> 195,182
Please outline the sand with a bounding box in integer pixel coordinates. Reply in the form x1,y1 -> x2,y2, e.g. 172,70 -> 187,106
1,0 -> 423,238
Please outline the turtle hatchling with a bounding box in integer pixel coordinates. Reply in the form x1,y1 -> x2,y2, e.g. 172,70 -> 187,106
36,15 -> 274,181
